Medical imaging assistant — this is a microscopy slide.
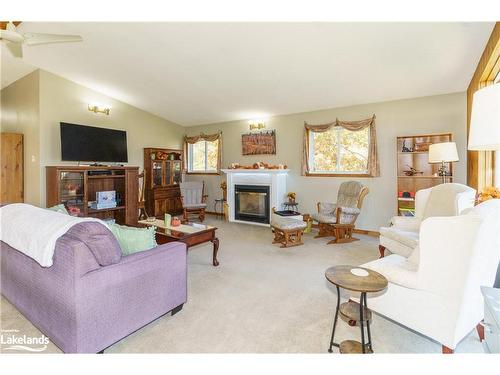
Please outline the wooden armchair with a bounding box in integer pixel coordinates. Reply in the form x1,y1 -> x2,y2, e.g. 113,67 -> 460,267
138,170 -> 148,220
312,181 -> 369,244
180,181 -> 208,222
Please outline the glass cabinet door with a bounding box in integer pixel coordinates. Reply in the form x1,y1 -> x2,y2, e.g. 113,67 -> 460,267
59,171 -> 85,216
165,161 -> 172,185
173,161 -> 182,185
152,162 -> 163,187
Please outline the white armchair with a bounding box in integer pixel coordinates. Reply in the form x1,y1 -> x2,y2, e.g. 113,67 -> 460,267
360,199 -> 500,353
379,183 -> 476,258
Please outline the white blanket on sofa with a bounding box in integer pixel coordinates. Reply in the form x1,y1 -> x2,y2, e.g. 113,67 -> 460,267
0,203 -> 104,267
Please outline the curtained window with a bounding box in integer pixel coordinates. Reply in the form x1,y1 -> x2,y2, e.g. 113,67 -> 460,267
302,115 -> 379,177
184,132 -> 222,174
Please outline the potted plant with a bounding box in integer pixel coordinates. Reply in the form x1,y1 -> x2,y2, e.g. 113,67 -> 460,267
477,186 -> 500,204
220,181 -> 227,201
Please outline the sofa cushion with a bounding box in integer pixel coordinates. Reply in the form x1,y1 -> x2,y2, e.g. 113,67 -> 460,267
362,254 -> 419,289
271,216 -> 307,230
312,212 -> 337,224
108,223 -> 158,256
379,226 -> 419,250
65,222 -> 122,266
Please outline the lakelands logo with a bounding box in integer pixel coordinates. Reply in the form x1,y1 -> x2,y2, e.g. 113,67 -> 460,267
0,329 -> 49,352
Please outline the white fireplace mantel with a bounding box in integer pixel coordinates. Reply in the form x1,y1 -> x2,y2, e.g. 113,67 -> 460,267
221,169 -> 290,226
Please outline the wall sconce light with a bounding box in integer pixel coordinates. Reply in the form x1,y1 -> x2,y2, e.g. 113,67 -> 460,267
249,122 -> 266,131
88,104 -> 111,115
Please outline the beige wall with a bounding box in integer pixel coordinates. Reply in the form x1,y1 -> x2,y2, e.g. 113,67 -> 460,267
0,70 -> 41,205
37,70 -> 184,206
1,69 -> 184,207
186,92 -> 467,231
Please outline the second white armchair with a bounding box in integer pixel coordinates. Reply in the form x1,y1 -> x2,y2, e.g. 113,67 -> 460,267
379,183 -> 476,258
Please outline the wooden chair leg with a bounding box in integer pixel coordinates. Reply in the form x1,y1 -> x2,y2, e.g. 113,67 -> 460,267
379,245 -> 385,258
442,345 -> 454,354
477,321 -> 485,342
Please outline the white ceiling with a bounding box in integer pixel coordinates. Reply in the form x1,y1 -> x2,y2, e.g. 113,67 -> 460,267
1,22 -> 495,126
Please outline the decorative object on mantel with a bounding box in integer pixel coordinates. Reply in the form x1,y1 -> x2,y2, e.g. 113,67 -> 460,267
287,192 -> 296,204
242,130 -> 276,155
403,165 -> 423,176
477,186 -> 500,204
302,115 -> 379,176
228,161 -> 287,170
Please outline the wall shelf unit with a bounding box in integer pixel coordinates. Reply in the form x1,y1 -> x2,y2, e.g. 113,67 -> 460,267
396,133 -> 453,215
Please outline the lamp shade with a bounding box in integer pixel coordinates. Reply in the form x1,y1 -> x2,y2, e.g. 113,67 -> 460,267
468,84 -> 500,150
428,142 -> 459,163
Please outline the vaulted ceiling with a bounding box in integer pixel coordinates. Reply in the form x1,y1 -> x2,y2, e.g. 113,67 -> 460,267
1,22 -> 495,126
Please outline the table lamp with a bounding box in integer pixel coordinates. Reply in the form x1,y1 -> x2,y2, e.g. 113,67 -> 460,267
468,84 -> 500,151
429,142 -> 459,183
468,83 -> 500,289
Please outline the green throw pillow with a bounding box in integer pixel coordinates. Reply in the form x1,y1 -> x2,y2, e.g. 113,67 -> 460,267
47,204 -> 69,215
107,223 -> 157,256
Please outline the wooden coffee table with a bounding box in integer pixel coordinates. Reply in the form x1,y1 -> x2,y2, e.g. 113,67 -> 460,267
139,219 -> 220,266
325,265 -> 388,354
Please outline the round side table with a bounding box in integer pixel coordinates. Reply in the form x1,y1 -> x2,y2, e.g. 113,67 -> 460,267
325,265 -> 388,354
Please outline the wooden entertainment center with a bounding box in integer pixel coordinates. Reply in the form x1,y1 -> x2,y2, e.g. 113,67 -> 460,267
46,166 -> 139,225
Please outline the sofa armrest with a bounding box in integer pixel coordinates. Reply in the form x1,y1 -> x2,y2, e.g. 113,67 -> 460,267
97,241 -> 187,273
390,216 -> 421,231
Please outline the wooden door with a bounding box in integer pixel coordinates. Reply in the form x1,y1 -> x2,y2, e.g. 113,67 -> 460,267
1,133 -> 23,203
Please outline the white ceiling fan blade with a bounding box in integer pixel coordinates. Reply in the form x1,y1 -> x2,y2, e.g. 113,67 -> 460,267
23,33 -> 83,46
5,42 -> 23,58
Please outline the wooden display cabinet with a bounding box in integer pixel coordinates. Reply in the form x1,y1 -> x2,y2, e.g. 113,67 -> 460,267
46,166 -> 139,225
396,133 -> 453,216
144,148 -> 183,217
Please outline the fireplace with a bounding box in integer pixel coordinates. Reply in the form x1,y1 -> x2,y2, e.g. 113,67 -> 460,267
234,185 -> 270,224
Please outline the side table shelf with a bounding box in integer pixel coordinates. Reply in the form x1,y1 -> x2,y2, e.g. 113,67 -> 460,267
325,265 -> 388,354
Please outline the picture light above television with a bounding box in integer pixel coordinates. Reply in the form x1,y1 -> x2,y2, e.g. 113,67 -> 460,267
60,122 -> 128,163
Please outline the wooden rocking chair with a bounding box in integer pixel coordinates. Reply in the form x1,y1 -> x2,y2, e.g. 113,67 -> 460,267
312,181 -> 369,244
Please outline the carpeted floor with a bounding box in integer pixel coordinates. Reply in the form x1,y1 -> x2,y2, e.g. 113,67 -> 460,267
0,217 -> 484,353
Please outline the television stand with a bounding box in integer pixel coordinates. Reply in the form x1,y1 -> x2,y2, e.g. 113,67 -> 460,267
46,165 -> 139,225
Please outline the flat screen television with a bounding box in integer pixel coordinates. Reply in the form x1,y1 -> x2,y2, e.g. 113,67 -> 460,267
60,122 -> 128,163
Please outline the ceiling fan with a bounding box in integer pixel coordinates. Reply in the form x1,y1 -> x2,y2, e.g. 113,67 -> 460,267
0,21 -> 83,58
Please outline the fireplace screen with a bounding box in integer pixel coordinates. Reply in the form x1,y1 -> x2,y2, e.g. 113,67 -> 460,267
234,185 -> 270,224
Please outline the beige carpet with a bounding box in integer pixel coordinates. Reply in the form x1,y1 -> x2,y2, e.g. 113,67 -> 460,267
0,218 -> 484,353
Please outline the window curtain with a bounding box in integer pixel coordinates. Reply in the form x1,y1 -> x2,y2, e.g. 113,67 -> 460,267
301,114 -> 379,177
183,132 -> 223,172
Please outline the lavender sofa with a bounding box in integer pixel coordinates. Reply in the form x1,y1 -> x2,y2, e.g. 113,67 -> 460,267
0,222 -> 187,353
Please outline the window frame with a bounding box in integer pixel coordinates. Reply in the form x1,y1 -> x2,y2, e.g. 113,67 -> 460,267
306,126 -> 371,177
186,139 -> 220,175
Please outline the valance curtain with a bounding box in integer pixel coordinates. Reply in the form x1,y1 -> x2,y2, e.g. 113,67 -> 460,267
301,114 -> 379,177
183,132 -> 223,172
